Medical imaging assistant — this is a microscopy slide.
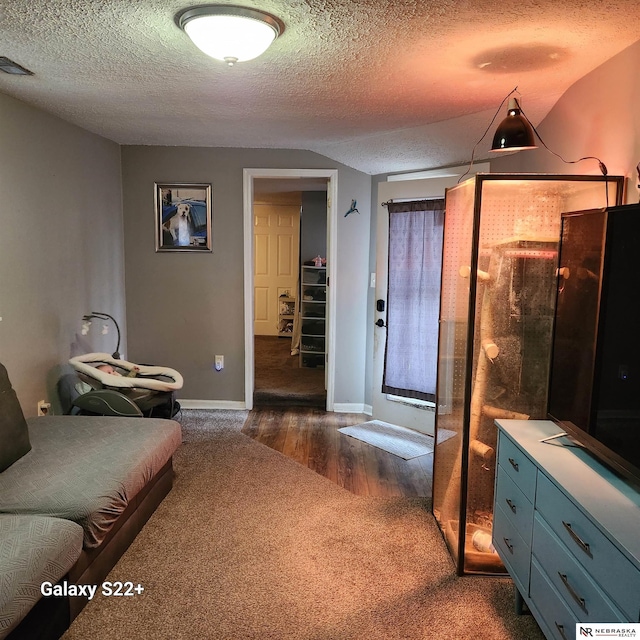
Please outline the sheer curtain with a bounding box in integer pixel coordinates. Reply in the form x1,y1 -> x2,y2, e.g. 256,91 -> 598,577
382,199 -> 445,402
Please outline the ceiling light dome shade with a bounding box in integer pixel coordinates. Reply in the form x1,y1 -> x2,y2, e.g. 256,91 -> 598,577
490,98 -> 537,152
178,5 -> 283,66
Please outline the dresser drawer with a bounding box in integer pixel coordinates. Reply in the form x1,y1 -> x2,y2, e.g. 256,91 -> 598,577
493,503 -> 530,592
530,557 -> 579,640
495,466 -> 534,546
533,514 -> 626,623
536,472 -> 640,620
497,433 -> 537,502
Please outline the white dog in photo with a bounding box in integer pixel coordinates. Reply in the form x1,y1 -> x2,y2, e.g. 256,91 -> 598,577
164,203 -> 192,246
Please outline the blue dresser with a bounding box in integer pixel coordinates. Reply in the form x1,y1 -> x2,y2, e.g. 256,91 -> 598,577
493,420 -> 640,640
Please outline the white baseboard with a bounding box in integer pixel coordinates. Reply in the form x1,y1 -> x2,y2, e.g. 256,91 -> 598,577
178,399 -> 247,411
333,403 -> 372,415
179,400 -> 372,415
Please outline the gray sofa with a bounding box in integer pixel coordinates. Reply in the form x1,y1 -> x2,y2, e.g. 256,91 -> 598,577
0,363 -> 182,639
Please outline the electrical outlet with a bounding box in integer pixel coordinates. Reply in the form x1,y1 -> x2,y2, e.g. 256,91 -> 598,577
214,355 -> 224,371
37,400 -> 51,416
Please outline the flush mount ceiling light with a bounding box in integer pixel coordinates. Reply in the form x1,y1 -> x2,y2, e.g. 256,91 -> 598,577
490,97 -> 537,152
176,5 -> 284,66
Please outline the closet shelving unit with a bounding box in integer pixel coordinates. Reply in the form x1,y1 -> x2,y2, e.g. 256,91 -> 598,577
277,296 -> 296,337
299,265 -> 326,368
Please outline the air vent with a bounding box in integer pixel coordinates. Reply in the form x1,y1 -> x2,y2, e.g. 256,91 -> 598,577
0,57 -> 34,75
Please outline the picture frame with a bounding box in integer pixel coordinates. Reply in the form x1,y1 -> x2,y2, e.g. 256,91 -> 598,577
154,182 -> 212,252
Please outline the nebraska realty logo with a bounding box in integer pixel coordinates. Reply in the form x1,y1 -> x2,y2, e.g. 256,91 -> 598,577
578,624 -> 640,638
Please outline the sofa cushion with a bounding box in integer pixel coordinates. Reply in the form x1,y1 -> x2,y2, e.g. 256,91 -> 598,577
0,514 -> 83,639
0,415 -> 181,548
0,364 -> 31,473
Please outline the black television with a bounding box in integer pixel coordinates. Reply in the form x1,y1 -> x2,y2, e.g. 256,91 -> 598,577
547,203 -> 640,486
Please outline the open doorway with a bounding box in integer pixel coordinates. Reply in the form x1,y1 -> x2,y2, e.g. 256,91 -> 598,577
252,187 -> 324,407
243,169 -> 338,411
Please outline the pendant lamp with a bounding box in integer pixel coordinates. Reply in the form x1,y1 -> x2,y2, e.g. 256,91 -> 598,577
490,97 -> 537,152
177,5 -> 283,66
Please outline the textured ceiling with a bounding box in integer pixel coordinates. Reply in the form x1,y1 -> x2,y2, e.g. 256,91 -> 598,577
1,0 -> 639,175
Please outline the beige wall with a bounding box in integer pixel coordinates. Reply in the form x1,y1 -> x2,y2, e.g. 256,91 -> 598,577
120,146 -> 371,405
0,93 -> 125,416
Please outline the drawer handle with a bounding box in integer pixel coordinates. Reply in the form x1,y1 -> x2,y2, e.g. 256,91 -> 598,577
503,537 -> 514,554
505,498 -> 517,514
555,622 -> 568,640
562,521 -> 592,558
508,457 -> 519,471
558,572 -> 588,614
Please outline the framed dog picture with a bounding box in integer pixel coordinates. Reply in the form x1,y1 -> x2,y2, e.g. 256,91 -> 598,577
154,182 -> 212,252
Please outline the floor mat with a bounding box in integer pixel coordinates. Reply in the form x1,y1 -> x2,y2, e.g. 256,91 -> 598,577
338,420 -> 435,459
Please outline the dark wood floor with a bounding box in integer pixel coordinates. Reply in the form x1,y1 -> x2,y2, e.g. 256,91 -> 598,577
254,336 -> 325,407
242,406 -> 433,498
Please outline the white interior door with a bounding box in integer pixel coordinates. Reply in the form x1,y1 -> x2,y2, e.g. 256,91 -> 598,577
253,202 -> 300,336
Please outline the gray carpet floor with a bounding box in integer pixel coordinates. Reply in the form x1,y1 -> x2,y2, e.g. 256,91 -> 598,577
63,410 -> 544,640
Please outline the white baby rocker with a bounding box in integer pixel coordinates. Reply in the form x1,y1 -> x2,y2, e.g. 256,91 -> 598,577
68,353 -> 183,418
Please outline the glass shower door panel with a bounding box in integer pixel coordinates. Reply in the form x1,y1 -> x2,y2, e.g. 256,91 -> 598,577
432,179 -> 474,567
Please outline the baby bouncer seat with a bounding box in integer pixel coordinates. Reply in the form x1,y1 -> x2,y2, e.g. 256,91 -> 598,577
66,353 -> 183,418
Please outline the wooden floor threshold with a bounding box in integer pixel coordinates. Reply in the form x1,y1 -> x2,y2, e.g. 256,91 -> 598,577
242,407 -> 433,498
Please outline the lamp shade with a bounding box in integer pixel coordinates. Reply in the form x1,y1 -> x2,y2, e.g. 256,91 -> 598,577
490,98 -> 537,152
177,5 -> 283,66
